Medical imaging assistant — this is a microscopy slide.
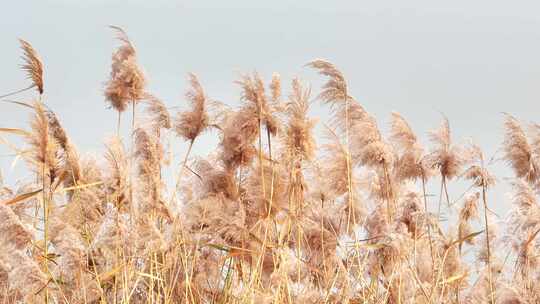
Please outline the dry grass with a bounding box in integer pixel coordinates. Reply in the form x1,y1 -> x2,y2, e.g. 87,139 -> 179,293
0,33 -> 539,304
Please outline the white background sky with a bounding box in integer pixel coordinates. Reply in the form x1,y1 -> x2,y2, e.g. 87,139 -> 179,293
1,0 -> 539,215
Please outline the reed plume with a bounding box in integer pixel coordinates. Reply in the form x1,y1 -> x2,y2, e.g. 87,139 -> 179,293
508,179 -> 539,233
1,248 -> 48,302
281,78 -> 315,226
192,159 -> 238,200
220,107 -> 259,171
308,59 -> 363,228
135,127 -> 171,219
245,160 -> 288,219
19,39 -> 44,95
428,117 -> 468,218
503,114 -> 539,184
463,144 -> 496,188
105,136 -> 129,211
283,78 -> 316,163
45,109 -> 82,190
27,102 -> 61,178
427,117 -> 467,181
306,59 -> 349,104
105,26 -> 146,133
236,72 -> 279,136
173,73 -> 212,198
349,110 -> 394,169
144,93 -> 171,135
530,123 -> 540,189
270,72 -> 282,104
175,73 -> 210,142
0,203 -> 34,250
390,112 -> 431,182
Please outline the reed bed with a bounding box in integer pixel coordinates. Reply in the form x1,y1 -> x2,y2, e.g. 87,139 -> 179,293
0,28 -> 539,304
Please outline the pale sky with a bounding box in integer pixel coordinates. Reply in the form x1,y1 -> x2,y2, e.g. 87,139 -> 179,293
1,0 -> 539,214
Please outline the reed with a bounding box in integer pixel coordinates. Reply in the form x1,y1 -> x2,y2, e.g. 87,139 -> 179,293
1,33 -> 539,304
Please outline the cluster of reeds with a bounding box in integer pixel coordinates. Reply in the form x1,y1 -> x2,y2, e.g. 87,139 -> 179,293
1,28 -> 539,304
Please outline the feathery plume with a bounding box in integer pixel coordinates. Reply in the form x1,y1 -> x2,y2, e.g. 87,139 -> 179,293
390,112 -> 418,151
458,192 -> 480,248
135,128 -> 171,219
27,101 -> 62,185
193,159 -> 238,200
515,228 -> 540,280
1,248 -> 48,302
91,203 -> 128,250
220,107 -> 259,170
135,128 -> 160,178
245,161 -> 288,218
49,217 -> 87,282
503,114 -> 539,184
104,136 -> 129,210
321,130 -> 355,198
531,123 -> 540,189
0,204 -> 34,250
328,101 -> 393,169
427,116 -> 467,180
104,26 -> 146,113
46,109 -> 82,188
19,39 -> 44,95
462,144 -> 496,188
308,59 -> 367,138
175,73 -> 210,141
510,179 -> 538,217
398,191 -> 424,237
306,59 -> 349,104
236,72 -> 279,135
283,78 -> 316,162
270,72 -> 281,103
144,93 -> 171,132
459,192 -> 480,224
530,123 -> 540,160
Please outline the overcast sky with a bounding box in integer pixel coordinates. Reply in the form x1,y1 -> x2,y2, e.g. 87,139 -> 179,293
1,0 -> 539,214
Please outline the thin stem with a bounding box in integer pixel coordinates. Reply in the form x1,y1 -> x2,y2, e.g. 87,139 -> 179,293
132,100 -> 136,134
0,85 -> 34,98
443,177 -> 451,208
175,138 -> 195,193
129,100 -> 136,222
258,118 -> 266,198
117,111 -> 121,137
422,174 -> 436,294
382,162 -> 394,222
38,93 -> 50,304
482,184 -> 495,304
42,162 -> 49,304
344,96 -> 355,234
437,176 -> 445,220
266,126 -> 272,161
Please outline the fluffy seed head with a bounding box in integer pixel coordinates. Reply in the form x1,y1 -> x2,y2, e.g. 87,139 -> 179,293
503,114 -> 539,184
236,72 -> 279,135
307,59 -> 349,103
104,26 -> 146,112
270,72 -> 281,103
19,39 -> 44,95
427,117 -> 467,180
175,73 -> 210,141
283,78 -> 316,162
145,93 -> 171,132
